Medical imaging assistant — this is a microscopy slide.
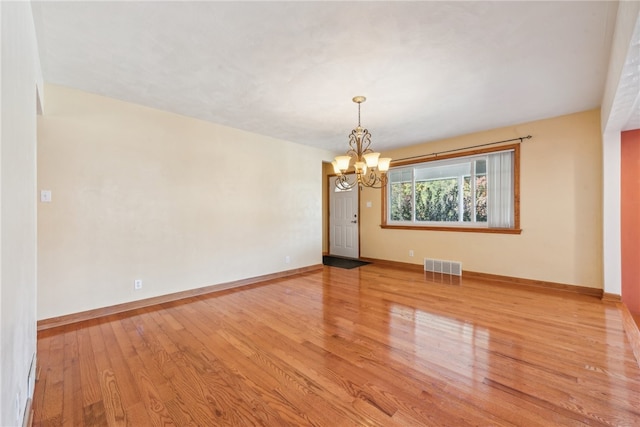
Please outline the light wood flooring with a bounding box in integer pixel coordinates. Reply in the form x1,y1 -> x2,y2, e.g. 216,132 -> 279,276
33,263 -> 640,426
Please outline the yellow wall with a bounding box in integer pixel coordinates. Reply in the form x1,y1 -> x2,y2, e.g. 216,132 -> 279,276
38,84 -> 331,320
359,109 -> 603,288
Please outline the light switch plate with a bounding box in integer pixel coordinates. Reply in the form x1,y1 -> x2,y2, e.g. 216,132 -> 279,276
40,190 -> 52,203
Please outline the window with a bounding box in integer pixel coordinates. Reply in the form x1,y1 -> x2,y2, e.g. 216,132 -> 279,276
382,144 -> 520,234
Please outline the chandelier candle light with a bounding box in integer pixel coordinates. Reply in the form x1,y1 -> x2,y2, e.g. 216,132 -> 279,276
332,96 -> 391,189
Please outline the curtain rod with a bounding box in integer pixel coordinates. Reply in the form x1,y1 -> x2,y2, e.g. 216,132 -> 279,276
392,135 -> 532,163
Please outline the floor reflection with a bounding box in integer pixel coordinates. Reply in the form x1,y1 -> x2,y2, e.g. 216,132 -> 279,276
322,265 -> 488,387
388,303 -> 490,386
423,271 -> 462,286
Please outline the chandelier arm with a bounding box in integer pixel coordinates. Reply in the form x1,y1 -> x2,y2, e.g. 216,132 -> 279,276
366,169 -> 390,188
346,149 -> 358,160
360,130 -> 372,154
335,174 -> 358,190
348,131 -> 360,156
348,130 -> 373,161
334,170 -> 388,190
360,173 -> 388,189
362,169 -> 379,186
368,168 -> 379,184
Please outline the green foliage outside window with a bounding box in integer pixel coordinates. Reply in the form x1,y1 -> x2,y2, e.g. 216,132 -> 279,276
390,182 -> 412,221
470,175 -> 487,222
415,179 -> 459,221
389,174 -> 487,223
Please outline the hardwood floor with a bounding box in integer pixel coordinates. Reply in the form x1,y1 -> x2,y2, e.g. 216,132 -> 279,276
33,264 -> 640,426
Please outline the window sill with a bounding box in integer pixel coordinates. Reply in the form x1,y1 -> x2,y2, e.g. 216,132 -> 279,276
380,224 -> 522,234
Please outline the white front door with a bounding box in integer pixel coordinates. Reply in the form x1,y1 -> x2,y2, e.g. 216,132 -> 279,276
329,175 -> 359,258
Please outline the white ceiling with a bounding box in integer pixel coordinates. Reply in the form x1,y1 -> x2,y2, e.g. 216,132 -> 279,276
31,1 -> 619,153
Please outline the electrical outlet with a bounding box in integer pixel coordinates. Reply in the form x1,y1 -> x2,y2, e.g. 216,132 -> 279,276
409,250 -> 414,257
134,279 -> 142,290
285,256 -> 291,264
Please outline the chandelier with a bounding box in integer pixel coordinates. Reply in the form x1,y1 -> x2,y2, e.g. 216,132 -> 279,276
332,96 -> 391,189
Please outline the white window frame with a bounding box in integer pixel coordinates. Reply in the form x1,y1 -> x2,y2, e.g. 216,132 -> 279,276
381,144 -> 521,234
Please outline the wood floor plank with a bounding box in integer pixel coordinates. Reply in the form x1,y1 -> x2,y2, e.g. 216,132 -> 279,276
99,321 -> 141,410
34,264 -> 640,426
149,304 -> 293,426
38,332 -> 65,425
75,323 -> 103,411
112,316 -> 178,426
61,328 -> 82,426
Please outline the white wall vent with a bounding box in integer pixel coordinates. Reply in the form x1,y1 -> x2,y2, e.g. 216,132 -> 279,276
424,258 -> 462,276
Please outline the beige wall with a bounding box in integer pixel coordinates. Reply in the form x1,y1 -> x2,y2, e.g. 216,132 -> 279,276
38,84 -> 330,320
1,2 -> 40,425
359,109 -> 603,289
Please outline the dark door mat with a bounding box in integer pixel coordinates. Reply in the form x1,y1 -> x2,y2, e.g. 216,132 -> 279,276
323,255 -> 371,269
